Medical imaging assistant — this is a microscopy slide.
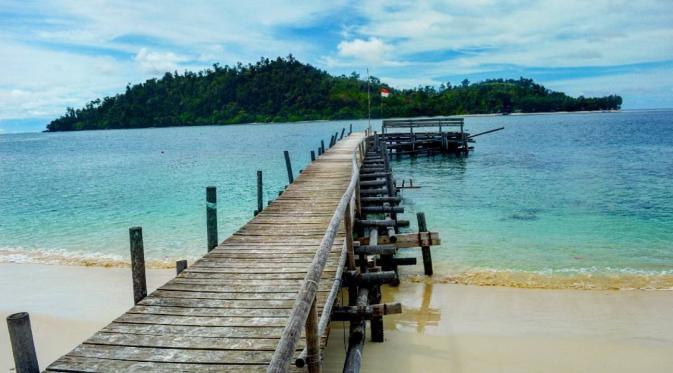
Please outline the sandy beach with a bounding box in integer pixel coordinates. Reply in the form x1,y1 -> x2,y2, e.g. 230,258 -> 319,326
2,263 -> 672,372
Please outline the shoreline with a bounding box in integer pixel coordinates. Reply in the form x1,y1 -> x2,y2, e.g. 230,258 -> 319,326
2,262 -> 673,372
24,109 -> 641,134
3,249 -> 672,290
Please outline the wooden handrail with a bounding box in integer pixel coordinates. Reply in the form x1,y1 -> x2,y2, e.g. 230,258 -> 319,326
267,144 -> 362,373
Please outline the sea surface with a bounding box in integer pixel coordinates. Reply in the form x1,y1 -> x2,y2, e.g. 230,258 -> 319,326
1,111 -> 672,289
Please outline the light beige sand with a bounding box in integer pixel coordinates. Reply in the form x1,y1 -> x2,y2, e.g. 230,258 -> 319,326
0,263 -> 174,370
2,263 -> 673,372
324,283 -> 673,372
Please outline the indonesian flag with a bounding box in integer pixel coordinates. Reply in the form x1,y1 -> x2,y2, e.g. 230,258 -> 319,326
380,88 -> 390,98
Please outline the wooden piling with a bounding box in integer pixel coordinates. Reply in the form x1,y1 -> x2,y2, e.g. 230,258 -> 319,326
6,312 -> 39,373
305,298 -> 321,373
283,151 -> 294,184
417,212 -> 433,276
349,123 -> 353,135
176,260 -> 187,275
206,186 -> 218,252
340,128 -> 345,140
257,170 -> 263,215
311,150 -> 316,161
321,140 -> 325,154
129,226 -> 147,304
343,288 -> 368,372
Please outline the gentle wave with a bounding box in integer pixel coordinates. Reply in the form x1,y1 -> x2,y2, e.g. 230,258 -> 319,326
4,248 -> 673,290
407,268 -> 673,290
0,248 -> 178,269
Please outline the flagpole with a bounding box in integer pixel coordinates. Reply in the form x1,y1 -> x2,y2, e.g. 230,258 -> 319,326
367,68 -> 371,132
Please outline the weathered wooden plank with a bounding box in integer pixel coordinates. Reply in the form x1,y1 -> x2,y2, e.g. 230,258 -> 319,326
128,305 -> 292,318
86,332 -> 297,351
102,323 -> 286,338
145,291 -> 329,303
114,313 -> 288,327
159,282 -> 333,293
69,344 -> 276,364
46,355 -> 268,372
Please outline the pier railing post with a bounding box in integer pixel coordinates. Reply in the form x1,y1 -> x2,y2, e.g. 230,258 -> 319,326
349,123 -> 352,135
305,297 -> 321,373
417,212 -> 433,276
129,226 -> 147,304
321,140 -> 325,154
6,312 -> 39,373
283,151 -> 294,184
206,186 -> 218,252
256,170 -> 263,215
310,150 -> 316,162
176,260 -> 188,275
340,128 -> 345,140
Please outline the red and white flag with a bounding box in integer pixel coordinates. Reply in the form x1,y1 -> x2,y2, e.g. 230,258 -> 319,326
380,88 -> 390,98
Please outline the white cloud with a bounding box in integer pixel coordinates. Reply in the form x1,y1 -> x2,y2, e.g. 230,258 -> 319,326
337,37 -> 391,65
135,48 -> 185,74
1,0 -> 672,129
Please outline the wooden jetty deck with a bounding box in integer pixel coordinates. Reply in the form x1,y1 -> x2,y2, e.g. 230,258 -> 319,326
7,127 -> 446,373
44,134 -> 366,372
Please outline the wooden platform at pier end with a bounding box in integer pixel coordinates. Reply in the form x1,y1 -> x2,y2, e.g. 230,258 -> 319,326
45,133 -> 365,372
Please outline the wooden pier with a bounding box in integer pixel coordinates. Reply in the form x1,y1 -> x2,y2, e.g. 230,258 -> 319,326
7,129 -> 441,373
381,117 -> 471,156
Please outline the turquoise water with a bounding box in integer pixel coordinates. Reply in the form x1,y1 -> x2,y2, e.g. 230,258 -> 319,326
1,112 -> 672,288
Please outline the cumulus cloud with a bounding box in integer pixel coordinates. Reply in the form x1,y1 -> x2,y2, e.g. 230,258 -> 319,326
134,48 -> 185,74
1,0 -> 672,130
337,37 -> 391,65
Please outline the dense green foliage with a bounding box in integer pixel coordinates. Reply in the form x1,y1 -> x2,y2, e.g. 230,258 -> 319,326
47,56 -> 622,131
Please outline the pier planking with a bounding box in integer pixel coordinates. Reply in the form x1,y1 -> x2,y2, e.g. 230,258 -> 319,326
45,134 -> 366,372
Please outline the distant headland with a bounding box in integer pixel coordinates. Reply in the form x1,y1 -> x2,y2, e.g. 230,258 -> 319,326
46,56 -> 622,132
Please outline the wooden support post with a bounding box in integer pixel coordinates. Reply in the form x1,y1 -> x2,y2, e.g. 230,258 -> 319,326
343,288 -> 368,373
310,150 -> 316,161
256,170 -> 263,215
345,202 -> 355,270
206,186 -> 218,252
283,151 -> 294,184
129,226 -> 147,304
304,297 -> 321,373
334,131 -> 339,144
417,212 -> 433,276
321,140 -> 325,154
340,128 -> 345,140
349,123 -> 353,135
6,312 -> 39,373
318,147 -> 323,156
176,260 -> 187,275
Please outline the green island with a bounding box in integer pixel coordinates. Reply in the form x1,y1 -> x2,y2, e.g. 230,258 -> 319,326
46,56 -> 622,132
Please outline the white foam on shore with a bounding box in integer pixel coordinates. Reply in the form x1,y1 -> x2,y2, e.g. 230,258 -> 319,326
0,247 -> 177,268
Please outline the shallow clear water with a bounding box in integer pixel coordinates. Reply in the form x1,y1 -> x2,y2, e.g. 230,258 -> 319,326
1,112 -> 672,288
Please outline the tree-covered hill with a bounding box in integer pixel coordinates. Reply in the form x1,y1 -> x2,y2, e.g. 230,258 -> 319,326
46,56 -> 622,131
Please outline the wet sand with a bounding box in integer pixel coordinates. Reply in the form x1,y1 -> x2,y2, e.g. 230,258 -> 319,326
2,263 -> 673,372
325,282 -> 673,372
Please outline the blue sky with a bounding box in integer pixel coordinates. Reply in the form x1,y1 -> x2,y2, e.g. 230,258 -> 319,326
1,0 -> 672,133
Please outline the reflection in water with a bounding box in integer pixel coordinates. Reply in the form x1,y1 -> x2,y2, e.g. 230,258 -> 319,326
385,282 -> 441,333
